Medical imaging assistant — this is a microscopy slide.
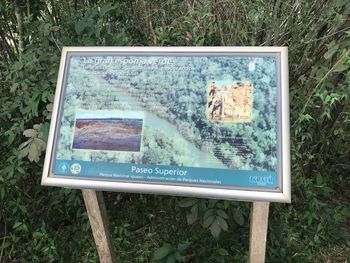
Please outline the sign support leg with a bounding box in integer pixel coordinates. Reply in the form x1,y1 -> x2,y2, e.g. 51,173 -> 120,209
249,201 -> 270,263
82,189 -> 116,263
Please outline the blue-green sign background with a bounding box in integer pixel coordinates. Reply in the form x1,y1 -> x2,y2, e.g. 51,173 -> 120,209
52,53 -> 280,189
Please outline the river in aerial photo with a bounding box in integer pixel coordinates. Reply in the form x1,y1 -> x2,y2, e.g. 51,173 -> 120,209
106,78 -> 227,169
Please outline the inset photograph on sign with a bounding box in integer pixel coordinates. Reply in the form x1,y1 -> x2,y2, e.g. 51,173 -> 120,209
72,111 -> 143,152
207,80 -> 253,122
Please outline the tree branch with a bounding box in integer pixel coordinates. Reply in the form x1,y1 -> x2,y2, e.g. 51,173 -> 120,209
12,0 -> 24,60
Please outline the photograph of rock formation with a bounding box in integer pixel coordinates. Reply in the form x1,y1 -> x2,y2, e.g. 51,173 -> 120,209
72,114 -> 143,152
208,80 -> 253,122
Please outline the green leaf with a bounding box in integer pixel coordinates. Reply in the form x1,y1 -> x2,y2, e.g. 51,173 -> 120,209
85,8 -> 98,19
22,223 -> 29,232
218,248 -> 229,256
177,242 -> 190,251
208,200 -> 218,208
223,200 -> 231,209
28,141 -> 39,162
33,124 -> 42,131
13,222 -> 22,229
299,114 -> 314,122
216,209 -> 229,219
324,43 -> 339,60
17,166 -> 25,174
216,216 -> 228,231
7,131 -> 16,144
209,219 -> 221,238
18,141 -> 31,159
12,62 -> 23,71
178,198 -> 197,208
51,26 -> 60,32
174,252 -> 185,261
33,232 -> 43,239
75,20 -> 86,35
26,138 -> 46,162
165,255 -> 176,263
94,26 -> 102,38
333,62 -> 348,72
203,208 -> 214,220
203,215 -> 215,228
35,138 -> 46,151
153,244 -> 172,260
10,83 -> 19,93
186,204 -> 198,224
233,209 -> 245,226
23,129 -> 38,138
99,3 -> 117,17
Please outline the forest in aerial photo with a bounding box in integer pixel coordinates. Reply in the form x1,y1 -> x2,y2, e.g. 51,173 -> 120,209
55,54 -> 278,172
72,114 -> 143,152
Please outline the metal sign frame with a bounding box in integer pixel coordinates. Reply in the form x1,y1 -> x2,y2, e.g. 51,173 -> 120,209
41,47 -> 290,203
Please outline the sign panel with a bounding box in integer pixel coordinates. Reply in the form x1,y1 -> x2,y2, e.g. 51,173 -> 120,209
42,47 -> 290,202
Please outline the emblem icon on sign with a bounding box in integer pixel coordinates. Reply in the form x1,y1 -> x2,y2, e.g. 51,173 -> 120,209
70,163 -> 82,175
58,162 -> 69,173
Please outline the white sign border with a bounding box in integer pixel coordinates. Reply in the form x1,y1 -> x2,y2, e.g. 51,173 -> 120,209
41,46 -> 290,203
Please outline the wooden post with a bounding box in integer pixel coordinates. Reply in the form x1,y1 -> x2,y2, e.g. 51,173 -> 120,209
82,189 -> 116,263
249,201 -> 270,263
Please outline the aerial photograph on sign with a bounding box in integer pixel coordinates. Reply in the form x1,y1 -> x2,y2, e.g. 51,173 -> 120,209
53,53 -> 279,187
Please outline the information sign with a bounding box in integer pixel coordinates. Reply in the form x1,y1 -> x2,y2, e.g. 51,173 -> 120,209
42,47 -> 290,202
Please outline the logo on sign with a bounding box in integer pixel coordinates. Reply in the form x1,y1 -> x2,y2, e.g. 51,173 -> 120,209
58,162 -> 69,173
248,62 -> 256,71
70,163 -> 82,175
249,175 -> 273,186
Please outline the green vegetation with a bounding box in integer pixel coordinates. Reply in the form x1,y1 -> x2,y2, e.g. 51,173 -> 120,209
0,0 -> 349,262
